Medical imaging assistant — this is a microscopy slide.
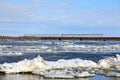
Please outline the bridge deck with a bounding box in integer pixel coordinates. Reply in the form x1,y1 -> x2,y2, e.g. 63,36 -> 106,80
0,36 -> 120,41
35,36 -> 120,41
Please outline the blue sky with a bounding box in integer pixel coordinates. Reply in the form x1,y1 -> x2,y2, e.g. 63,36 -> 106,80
0,0 -> 120,36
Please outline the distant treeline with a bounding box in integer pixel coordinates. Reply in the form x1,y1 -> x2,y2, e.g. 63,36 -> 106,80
0,36 -> 42,40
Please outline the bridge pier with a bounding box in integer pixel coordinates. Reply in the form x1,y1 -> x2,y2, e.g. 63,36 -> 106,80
102,38 -> 107,41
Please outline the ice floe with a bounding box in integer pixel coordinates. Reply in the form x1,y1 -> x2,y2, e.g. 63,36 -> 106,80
74,71 -> 95,78
43,70 -> 74,79
0,55 -> 46,73
0,52 -> 23,56
46,59 -> 98,69
98,54 -> 120,69
0,54 -> 120,78
0,44 -> 120,52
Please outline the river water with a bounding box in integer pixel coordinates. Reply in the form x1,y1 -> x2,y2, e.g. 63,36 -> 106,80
0,40 -> 120,80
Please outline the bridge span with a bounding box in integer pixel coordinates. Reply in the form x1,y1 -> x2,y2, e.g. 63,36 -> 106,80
0,34 -> 120,41
36,36 -> 120,41
23,34 -> 120,41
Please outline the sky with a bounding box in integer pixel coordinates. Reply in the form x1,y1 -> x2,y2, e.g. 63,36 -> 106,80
0,0 -> 120,36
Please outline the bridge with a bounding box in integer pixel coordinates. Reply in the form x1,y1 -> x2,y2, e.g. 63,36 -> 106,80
35,36 -> 120,41
0,34 -> 120,41
23,34 -> 120,41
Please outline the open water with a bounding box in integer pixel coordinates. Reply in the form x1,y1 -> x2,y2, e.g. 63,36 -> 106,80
0,40 -> 120,80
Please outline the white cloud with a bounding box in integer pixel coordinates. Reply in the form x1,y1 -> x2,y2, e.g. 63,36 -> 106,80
25,0 -> 49,4
58,9 -> 120,27
0,1 -> 120,27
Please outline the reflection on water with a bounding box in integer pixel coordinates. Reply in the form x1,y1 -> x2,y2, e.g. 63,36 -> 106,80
0,74 -> 89,80
0,74 -> 120,80
0,74 -> 41,80
89,76 -> 120,80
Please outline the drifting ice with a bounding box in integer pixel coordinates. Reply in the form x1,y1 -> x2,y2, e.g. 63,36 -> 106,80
0,52 -> 23,56
0,55 -> 46,73
98,54 -> 120,68
0,54 -> 120,78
